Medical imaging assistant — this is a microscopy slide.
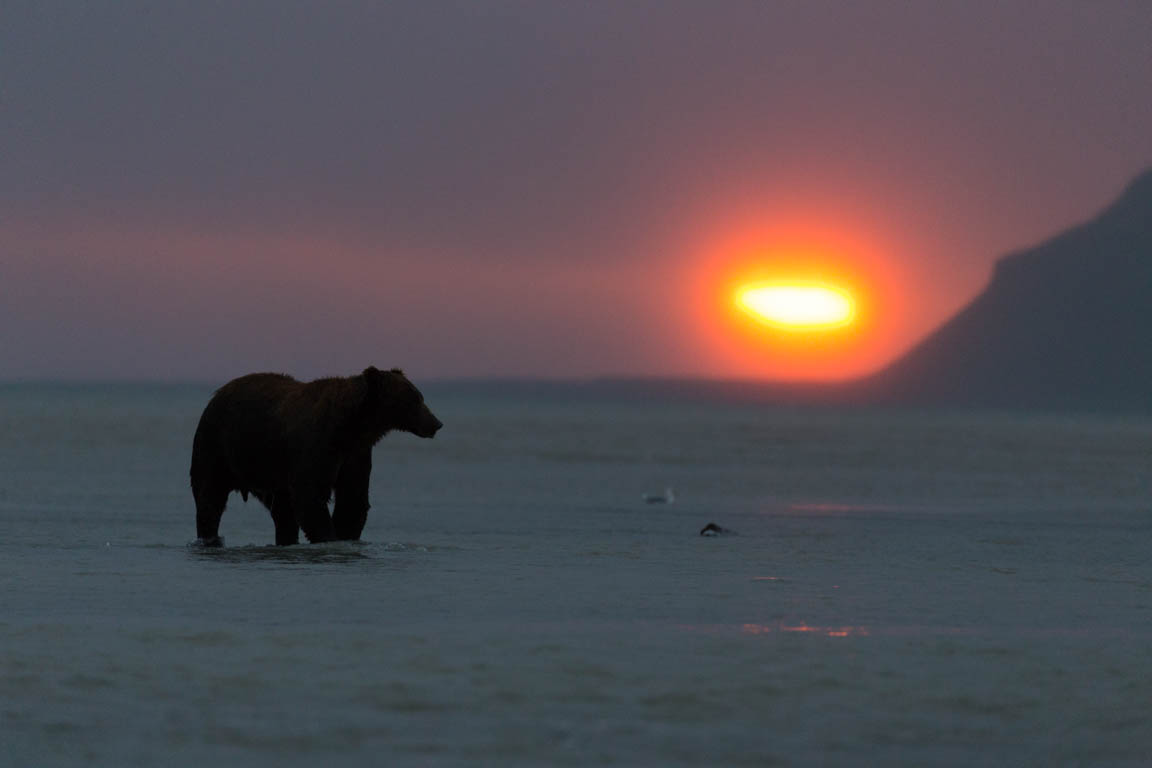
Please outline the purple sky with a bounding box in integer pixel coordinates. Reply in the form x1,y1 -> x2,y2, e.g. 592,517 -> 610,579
2,1 -> 1150,381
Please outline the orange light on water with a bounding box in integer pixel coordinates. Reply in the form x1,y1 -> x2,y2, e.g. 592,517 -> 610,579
740,623 -> 870,637
735,282 -> 856,330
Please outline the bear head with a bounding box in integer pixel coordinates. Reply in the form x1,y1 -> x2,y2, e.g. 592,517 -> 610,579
361,366 -> 443,440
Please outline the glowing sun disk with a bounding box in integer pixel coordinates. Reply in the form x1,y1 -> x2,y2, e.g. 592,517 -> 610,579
736,283 -> 856,330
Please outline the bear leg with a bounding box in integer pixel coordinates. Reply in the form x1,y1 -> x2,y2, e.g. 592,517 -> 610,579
254,491 -> 300,546
333,450 -> 371,540
193,480 -> 230,547
271,500 -> 300,546
292,486 -> 336,544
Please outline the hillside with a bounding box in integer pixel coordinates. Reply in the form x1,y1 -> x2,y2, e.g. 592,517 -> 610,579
861,169 -> 1152,410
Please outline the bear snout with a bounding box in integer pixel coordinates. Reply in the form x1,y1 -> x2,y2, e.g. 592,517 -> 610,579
416,409 -> 443,438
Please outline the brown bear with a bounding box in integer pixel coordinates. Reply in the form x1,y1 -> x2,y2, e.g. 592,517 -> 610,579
190,366 -> 442,546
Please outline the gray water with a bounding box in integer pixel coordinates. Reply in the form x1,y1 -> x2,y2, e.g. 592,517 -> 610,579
1,382 -> 1150,766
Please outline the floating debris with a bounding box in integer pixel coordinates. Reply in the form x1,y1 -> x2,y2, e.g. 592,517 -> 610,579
699,522 -> 735,537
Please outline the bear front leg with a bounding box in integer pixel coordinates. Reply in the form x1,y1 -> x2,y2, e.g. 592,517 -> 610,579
292,485 -> 337,544
332,450 -> 372,541
193,480 -> 230,547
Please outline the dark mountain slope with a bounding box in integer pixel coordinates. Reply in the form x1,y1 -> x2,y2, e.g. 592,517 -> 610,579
863,169 -> 1152,410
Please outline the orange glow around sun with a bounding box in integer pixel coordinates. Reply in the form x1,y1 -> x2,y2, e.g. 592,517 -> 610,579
678,207 -> 908,381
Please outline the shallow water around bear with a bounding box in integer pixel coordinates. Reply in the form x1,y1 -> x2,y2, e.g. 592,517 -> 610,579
2,382 -> 1151,766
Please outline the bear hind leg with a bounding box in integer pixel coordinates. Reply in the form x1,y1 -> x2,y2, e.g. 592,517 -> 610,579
292,486 -> 336,544
252,491 -> 299,546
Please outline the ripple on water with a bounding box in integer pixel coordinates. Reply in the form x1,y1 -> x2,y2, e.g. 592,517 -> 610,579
183,540 -> 436,565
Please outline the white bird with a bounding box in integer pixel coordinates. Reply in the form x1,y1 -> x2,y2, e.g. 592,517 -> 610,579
643,487 -> 675,504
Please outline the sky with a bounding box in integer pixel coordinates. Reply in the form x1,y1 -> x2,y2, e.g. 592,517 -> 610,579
2,0 -> 1150,382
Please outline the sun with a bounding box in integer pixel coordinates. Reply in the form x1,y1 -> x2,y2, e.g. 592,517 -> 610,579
735,281 -> 856,331
678,204 -> 909,380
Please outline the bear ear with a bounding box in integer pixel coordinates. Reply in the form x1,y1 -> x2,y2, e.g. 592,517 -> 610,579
358,366 -> 391,419
362,366 -> 406,401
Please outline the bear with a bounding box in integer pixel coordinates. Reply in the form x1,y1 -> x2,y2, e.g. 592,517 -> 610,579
189,366 -> 442,546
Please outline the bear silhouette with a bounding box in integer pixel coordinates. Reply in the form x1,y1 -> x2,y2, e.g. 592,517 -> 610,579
190,366 -> 441,546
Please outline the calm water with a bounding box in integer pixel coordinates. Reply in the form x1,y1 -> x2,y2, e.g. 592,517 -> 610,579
1,382 -> 1150,766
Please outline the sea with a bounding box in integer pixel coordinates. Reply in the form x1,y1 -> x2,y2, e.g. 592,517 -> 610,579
1,381 -> 1150,767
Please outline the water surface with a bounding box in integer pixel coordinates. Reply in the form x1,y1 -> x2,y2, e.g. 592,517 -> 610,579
2,383 -> 1150,766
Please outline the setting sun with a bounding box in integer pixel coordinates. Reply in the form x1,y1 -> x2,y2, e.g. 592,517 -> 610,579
735,282 -> 856,330
679,207 -> 910,380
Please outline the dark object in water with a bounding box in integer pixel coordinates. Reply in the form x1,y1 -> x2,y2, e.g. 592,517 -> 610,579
700,522 -> 735,537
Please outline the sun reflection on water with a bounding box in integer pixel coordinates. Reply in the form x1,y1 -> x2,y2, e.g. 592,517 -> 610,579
741,623 -> 870,638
